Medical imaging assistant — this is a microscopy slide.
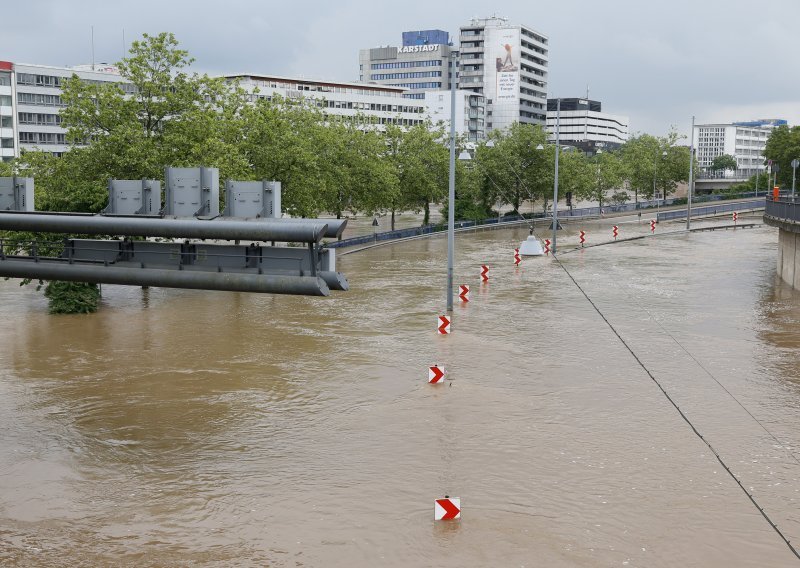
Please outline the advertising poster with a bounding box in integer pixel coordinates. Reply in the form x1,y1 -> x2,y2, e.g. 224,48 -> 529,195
494,28 -> 519,102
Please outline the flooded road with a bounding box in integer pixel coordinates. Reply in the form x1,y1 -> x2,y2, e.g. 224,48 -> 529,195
1,217 -> 799,566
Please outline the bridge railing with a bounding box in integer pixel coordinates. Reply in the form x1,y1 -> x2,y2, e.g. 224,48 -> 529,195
765,194 -> 800,224
329,193 -> 766,249
657,199 -> 765,222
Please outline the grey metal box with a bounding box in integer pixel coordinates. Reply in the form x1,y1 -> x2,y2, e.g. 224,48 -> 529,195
164,167 -> 219,217
223,180 -> 281,218
0,177 -> 34,212
104,179 -> 160,215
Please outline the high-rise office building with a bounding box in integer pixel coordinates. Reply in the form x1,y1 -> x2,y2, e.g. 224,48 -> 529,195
457,16 -> 548,133
546,98 -> 629,153
358,29 -> 455,100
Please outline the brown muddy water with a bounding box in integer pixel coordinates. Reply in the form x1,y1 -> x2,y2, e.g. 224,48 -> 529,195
1,216 -> 799,567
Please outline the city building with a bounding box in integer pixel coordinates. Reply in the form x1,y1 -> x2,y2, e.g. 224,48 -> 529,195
694,119 -> 786,190
424,90 -> 485,141
358,30 -> 455,100
0,60 -> 132,160
458,16 -> 548,133
546,98 -> 629,153
224,74 -> 427,130
358,29 -> 486,139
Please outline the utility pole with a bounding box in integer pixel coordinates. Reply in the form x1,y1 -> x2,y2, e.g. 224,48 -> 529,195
686,116 -> 695,230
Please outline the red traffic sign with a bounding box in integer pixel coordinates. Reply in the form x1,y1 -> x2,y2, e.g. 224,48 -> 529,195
480,265 -> 489,281
435,497 -> 461,520
579,230 -> 586,245
437,315 -> 451,334
612,225 -> 619,239
650,219 -> 656,233
544,239 -> 550,254
458,284 -> 470,302
428,365 -> 445,384
513,248 -> 521,266
732,211 -> 738,222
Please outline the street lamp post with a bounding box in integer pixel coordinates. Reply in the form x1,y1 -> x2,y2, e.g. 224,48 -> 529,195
653,149 -> 667,217
446,48 -> 457,312
551,98 -> 561,254
686,116 -> 695,230
792,158 -> 799,198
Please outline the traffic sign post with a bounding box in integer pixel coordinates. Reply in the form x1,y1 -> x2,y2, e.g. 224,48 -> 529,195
612,225 -> 619,240
544,239 -> 550,254
435,497 -> 461,520
480,265 -> 489,282
428,365 -> 446,384
458,284 -> 470,302
513,248 -> 521,266
437,315 -> 451,335
650,219 -> 656,233
579,230 -> 586,246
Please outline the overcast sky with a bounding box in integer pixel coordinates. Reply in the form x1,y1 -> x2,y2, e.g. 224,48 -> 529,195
2,0 -> 798,138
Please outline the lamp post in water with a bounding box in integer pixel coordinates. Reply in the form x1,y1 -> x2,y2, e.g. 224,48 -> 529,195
446,47 -> 458,312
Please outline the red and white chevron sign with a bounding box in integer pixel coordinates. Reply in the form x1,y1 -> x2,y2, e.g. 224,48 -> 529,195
612,225 -> 619,239
435,497 -> 461,520
458,284 -> 470,302
544,239 -> 550,254
579,230 -> 586,246
514,248 -> 521,266
650,219 -> 656,233
733,211 -> 738,222
428,365 -> 445,384
437,315 -> 451,334
480,265 -> 489,281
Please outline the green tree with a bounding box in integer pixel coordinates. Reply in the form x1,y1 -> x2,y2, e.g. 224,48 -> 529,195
473,124 -> 550,214
711,154 -> 737,173
588,150 -> 626,210
622,130 -> 690,205
764,125 -> 800,189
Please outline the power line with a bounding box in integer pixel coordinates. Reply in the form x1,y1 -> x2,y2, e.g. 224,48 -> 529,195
553,252 -> 800,561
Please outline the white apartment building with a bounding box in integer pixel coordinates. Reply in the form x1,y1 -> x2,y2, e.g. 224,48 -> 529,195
224,74 -> 427,130
0,60 -> 131,160
458,16 -> 548,132
694,119 -> 786,180
424,90 -> 485,141
546,98 -> 629,152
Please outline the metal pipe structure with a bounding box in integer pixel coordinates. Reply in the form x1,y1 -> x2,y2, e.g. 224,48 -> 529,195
280,217 -> 348,239
0,259 -> 331,296
0,212 -> 328,243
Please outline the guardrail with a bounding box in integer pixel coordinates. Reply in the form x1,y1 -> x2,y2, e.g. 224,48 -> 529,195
656,199 -> 765,222
328,192 -> 767,249
764,195 -> 800,224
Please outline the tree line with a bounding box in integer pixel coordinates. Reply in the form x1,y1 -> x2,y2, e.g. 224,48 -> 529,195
0,32 -> 696,230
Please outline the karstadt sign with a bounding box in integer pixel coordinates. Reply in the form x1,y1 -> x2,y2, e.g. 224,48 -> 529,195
398,44 -> 441,53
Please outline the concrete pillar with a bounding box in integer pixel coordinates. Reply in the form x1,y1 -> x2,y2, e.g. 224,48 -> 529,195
794,232 -> 800,289
777,228 -> 800,289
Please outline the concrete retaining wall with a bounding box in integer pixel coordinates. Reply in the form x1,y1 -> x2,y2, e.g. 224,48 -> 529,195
777,228 -> 800,289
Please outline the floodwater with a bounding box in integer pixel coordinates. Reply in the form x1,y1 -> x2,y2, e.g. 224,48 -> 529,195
1,215 -> 799,567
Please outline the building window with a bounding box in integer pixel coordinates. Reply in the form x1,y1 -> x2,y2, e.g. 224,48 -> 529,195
1,138 -> 14,148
